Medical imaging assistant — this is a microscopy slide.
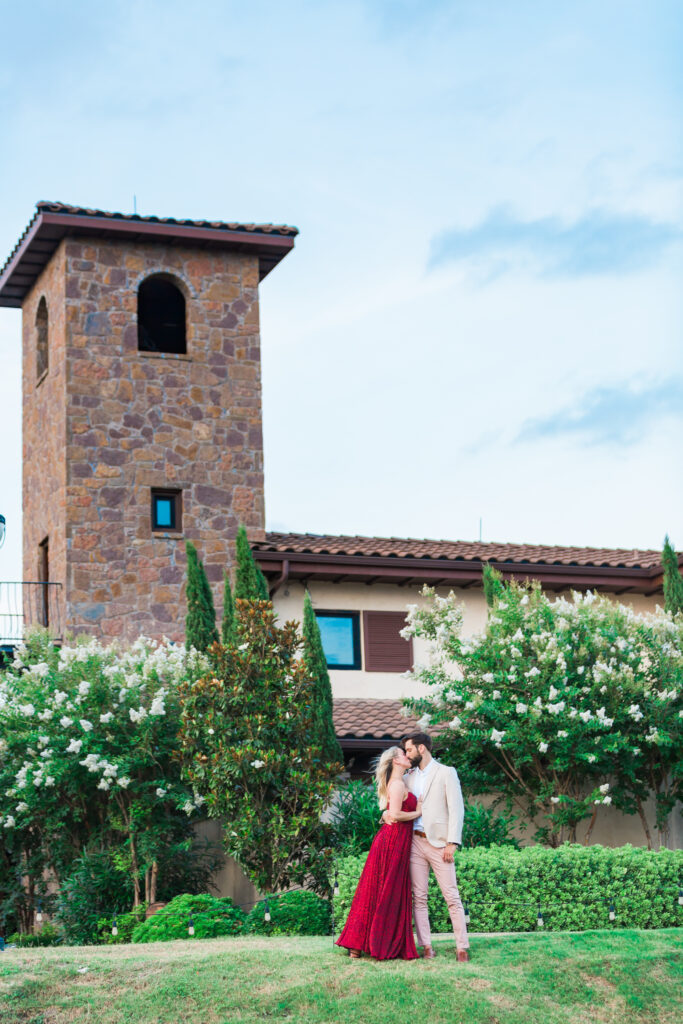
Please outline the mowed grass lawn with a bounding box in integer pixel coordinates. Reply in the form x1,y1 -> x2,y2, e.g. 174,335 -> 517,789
1,930 -> 681,1024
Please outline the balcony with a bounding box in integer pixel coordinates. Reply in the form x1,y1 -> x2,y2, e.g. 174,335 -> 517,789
0,581 -> 64,648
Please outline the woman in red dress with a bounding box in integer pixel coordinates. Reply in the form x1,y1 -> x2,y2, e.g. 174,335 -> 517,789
336,746 -> 422,960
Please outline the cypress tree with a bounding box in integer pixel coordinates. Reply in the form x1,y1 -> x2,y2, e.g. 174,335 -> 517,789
662,535 -> 683,616
302,590 -> 344,766
185,541 -> 218,652
234,525 -> 270,601
222,570 -> 235,644
483,563 -> 505,607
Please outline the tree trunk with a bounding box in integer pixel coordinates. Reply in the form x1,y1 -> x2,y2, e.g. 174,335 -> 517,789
17,868 -> 35,934
144,861 -> 159,905
583,808 -> 598,845
636,796 -> 652,851
130,833 -> 141,906
150,860 -> 158,905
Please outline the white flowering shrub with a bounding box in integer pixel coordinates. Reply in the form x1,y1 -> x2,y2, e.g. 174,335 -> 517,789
0,629 -> 211,931
402,582 -> 683,847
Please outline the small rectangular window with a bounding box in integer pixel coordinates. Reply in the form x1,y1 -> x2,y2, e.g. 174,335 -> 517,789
363,611 -> 413,673
315,611 -> 361,670
151,489 -> 182,533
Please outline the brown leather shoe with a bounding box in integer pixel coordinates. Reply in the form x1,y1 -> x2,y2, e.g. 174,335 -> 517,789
456,949 -> 470,963
421,946 -> 436,959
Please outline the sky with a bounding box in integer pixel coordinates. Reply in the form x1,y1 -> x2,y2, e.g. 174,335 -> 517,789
0,0 -> 681,583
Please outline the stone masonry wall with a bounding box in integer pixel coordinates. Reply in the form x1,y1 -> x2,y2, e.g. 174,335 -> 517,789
60,236 -> 265,641
22,245 -> 68,633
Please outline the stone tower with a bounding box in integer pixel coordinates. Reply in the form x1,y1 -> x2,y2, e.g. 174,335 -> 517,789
0,201 -> 297,641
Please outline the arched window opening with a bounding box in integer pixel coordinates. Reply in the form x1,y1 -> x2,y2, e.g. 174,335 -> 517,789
137,276 -> 187,354
36,296 -> 49,381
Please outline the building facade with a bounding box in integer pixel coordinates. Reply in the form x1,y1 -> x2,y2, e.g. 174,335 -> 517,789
0,201 -> 296,641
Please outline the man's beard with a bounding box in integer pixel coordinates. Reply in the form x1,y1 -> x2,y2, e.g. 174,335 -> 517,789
408,752 -> 422,767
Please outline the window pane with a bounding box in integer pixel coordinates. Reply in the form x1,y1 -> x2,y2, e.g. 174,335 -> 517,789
154,497 -> 173,528
316,615 -> 356,666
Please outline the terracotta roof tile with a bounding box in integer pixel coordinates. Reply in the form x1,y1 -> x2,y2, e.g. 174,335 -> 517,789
333,698 -> 420,740
257,531 -> 665,571
31,201 -> 298,237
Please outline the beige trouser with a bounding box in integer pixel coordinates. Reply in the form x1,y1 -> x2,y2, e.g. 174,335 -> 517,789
410,834 -> 469,950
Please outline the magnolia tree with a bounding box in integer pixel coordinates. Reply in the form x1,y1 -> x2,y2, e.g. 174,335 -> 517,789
178,600 -> 343,895
402,581 -> 683,848
0,630 -> 210,930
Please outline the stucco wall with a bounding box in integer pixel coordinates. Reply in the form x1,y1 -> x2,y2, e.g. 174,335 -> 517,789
271,580 -> 663,700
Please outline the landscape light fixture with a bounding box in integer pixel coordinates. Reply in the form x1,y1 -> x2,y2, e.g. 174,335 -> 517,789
0,514 -> 5,549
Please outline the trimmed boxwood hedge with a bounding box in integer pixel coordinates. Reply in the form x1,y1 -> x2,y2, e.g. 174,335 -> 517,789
334,844 -> 683,932
132,894 -> 246,943
245,890 -> 332,935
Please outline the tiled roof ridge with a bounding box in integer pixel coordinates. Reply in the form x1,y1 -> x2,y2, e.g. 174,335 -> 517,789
256,530 -> 666,570
1,201 -> 298,283
261,529 -> 661,557
35,201 -> 299,235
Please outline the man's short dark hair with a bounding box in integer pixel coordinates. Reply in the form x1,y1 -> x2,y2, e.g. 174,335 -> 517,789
402,731 -> 433,752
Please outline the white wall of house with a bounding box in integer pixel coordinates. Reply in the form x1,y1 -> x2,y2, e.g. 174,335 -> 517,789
271,580 -> 663,700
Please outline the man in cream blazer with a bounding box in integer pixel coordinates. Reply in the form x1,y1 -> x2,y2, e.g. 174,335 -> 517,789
384,731 -> 470,961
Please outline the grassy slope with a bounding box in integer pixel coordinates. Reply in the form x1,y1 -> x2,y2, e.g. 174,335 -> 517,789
0,930 -> 681,1024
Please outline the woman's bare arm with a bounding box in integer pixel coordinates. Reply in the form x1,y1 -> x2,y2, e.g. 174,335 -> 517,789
387,780 -> 422,821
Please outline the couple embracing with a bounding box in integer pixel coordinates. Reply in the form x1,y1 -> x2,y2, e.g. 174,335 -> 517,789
336,731 -> 470,961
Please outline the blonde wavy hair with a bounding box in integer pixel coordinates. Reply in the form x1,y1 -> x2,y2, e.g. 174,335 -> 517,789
374,745 -> 404,810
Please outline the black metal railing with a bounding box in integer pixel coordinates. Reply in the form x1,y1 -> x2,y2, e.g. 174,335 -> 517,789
0,582 -> 64,646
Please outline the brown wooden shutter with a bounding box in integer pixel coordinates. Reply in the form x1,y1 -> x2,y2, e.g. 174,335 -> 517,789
362,611 -> 413,673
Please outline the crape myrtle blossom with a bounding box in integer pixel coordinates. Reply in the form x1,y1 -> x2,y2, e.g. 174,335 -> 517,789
0,629 -> 210,908
402,581 -> 683,848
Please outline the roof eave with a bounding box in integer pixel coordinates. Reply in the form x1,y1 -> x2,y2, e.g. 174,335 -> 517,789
254,548 -> 663,594
0,210 -> 296,307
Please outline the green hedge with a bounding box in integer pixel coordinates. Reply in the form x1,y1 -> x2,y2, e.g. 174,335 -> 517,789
8,923 -> 62,947
97,905 -> 147,944
132,894 -> 246,943
245,890 -> 332,936
334,845 -> 683,932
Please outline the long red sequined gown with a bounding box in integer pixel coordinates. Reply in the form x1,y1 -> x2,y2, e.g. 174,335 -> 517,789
336,792 -> 418,960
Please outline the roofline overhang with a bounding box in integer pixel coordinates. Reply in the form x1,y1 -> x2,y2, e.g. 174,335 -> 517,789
338,737 -> 401,750
0,210 -> 296,307
254,549 -> 664,595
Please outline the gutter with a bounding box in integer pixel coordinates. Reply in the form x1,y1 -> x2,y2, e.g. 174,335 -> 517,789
268,558 -> 289,598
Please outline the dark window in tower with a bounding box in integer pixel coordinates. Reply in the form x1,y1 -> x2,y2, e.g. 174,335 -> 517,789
36,296 -> 48,382
38,536 -> 49,627
137,276 -> 187,354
